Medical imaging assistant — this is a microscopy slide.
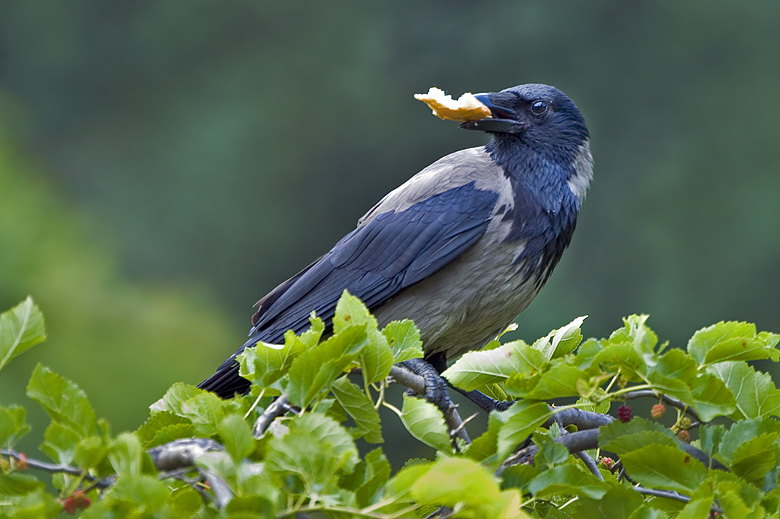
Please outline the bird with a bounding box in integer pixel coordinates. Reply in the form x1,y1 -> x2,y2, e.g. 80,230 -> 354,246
199,83 -> 592,400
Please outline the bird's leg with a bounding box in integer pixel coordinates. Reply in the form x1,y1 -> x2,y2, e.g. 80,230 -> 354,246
450,386 -> 515,413
401,352 -> 452,412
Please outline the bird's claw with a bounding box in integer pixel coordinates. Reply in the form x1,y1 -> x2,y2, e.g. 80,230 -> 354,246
401,358 -> 453,413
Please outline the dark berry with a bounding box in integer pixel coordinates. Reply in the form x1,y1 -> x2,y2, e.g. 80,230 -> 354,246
618,405 -> 632,423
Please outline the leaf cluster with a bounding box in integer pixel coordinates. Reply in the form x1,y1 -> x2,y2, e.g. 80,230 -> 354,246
2,295 -> 780,518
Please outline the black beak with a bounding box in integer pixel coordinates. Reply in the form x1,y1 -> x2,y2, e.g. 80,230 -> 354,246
459,93 -> 527,135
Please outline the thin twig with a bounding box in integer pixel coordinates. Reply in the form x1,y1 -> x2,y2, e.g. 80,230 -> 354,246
0,449 -> 110,488
623,390 -> 702,422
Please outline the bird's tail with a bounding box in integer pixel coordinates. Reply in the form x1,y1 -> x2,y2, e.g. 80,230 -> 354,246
198,358 -> 250,398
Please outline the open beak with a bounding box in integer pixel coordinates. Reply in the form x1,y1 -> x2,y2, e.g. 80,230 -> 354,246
459,93 -> 527,135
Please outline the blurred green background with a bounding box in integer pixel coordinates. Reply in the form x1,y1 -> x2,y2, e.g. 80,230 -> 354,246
1,0 -> 779,445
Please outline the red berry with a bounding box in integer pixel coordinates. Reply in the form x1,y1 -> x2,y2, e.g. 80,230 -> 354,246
600,457 -> 614,469
618,405 -> 632,423
651,404 -> 666,420
678,430 -> 691,443
62,491 -> 91,514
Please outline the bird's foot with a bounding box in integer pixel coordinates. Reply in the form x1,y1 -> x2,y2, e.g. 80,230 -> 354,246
401,358 -> 453,413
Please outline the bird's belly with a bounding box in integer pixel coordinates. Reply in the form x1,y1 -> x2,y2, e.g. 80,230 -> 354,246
373,239 -> 543,359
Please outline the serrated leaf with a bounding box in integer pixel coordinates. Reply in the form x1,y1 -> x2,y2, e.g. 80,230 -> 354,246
219,414 -> 254,462
0,405 -> 30,448
330,377 -> 382,444
26,364 -> 96,437
286,326 -> 364,409
533,438 -> 570,469
717,418 -> 780,464
504,365 -> 587,399
400,395 -> 451,452
0,297 -> 46,372
620,445 -> 707,493
689,373 -> 736,421
135,411 -> 191,447
333,291 -> 376,334
496,401 -> 552,462
0,472 -> 44,496
107,474 -> 170,513
532,315 -> 587,360
443,340 -> 545,391
466,409 -> 514,464
385,462 -> 432,502
616,314 -> 659,354
528,464 -> 609,499
266,414 -> 358,494
729,433 -> 780,485
237,332 -> 307,388
149,382 -> 204,414
698,424 -> 726,461
709,361 -> 780,419
355,448 -> 391,507
501,464 -> 541,492
382,320 -> 424,363
74,435 -> 109,470
688,321 -> 780,366
358,328 -> 394,385
411,457 -> 498,506
592,342 -> 647,381
575,485 -> 645,519
599,417 -> 678,454
179,392 -> 229,436
108,432 -> 145,477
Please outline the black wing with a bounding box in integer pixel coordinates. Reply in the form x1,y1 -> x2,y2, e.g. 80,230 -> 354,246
199,181 -> 499,397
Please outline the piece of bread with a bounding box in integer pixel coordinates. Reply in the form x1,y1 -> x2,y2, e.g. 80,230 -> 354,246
414,87 -> 492,122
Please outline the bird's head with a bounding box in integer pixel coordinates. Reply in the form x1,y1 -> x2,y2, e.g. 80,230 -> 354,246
461,84 -> 589,164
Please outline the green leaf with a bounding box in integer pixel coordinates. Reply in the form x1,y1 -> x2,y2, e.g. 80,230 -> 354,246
528,464 -> 609,499
26,364 -> 96,437
496,401 -> 552,462
266,414 -> 358,494
149,382 -> 202,414
333,291 -> 376,333
574,485 -> 644,519
616,314 -> 659,354
0,472 -> 44,497
717,418 -> 780,464
219,414 -> 254,462
676,481 -> 713,519
286,326 -> 363,409
689,372 -> 737,422
729,433 -> 780,485
504,365 -> 587,399
358,327 -> 394,385
698,424 -> 726,461
466,407 -> 513,464
384,462 -> 432,502
443,340 -> 545,391
74,435 -> 109,472
0,297 -> 46,372
330,377 -> 382,444
382,320 -> 424,363
501,464 -> 541,492
135,411 -> 191,448
104,474 -> 170,514
400,395 -> 451,452
40,422 -> 80,469
620,445 -> 707,493
592,342 -> 647,381
0,405 -> 30,448
355,448 -> 391,507
709,361 -> 780,419
237,332 -> 307,389
108,432 -> 146,477
411,457 -> 498,507
688,321 -> 780,366
532,315 -> 587,360
533,438 -> 571,469
598,417 -> 678,454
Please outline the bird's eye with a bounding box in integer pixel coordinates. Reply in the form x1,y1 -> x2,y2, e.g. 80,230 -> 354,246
531,100 -> 548,116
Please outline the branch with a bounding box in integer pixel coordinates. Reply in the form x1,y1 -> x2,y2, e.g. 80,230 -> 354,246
252,394 -> 300,438
623,390 -> 702,422
1,448 -> 110,488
